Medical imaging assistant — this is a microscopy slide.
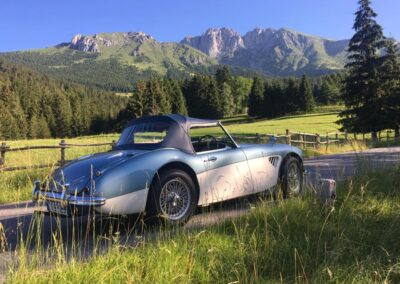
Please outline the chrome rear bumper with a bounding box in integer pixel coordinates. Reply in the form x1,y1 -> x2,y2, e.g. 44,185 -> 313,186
32,180 -> 106,207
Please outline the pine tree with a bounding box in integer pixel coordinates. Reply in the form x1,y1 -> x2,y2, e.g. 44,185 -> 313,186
381,39 -> 400,136
204,76 -> 223,118
221,82 -> 235,117
155,79 -> 172,115
28,115 -> 40,139
183,75 -> 222,118
230,77 -> 252,114
0,108 -> 18,140
53,92 -> 72,137
338,0 -> 387,138
166,79 -> 187,115
215,66 -> 232,86
115,80 -> 147,129
285,78 -> 300,113
248,76 -> 264,117
143,80 -> 160,115
0,80 -> 27,138
37,115 -> 51,138
263,81 -> 273,118
299,75 -> 315,112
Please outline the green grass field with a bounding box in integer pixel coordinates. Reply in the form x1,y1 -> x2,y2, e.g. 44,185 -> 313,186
223,112 -> 340,135
1,109 -> 392,205
7,167 -> 400,283
0,112 -> 342,204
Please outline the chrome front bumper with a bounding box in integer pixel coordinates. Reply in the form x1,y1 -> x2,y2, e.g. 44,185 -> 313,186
32,180 -> 106,207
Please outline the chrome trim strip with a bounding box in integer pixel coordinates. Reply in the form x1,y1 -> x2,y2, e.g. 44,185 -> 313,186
32,187 -> 106,207
218,122 -> 239,149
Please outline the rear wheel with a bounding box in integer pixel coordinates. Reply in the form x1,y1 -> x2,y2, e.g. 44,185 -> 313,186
146,169 -> 197,225
280,156 -> 303,198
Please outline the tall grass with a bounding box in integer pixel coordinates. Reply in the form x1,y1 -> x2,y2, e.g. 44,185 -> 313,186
6,166 -> 400,283
0,135 -> 118,204
303,140 -> 369,158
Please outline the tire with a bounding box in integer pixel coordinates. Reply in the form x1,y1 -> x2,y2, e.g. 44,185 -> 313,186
146,169 -> 198,225
280,156 -> 303,199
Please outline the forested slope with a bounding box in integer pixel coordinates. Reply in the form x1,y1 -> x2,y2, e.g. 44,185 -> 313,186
0,59 -> 128,139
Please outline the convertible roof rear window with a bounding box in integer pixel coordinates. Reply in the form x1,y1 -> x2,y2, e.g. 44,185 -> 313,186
116,122 -> 170,147
114,115 -> 226,153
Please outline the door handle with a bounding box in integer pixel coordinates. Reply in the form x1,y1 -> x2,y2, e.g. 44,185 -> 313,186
208,156 -> 218,162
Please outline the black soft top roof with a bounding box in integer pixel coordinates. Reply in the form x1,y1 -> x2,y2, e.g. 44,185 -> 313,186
127,114 -> 219,131
120,114 -> 220,153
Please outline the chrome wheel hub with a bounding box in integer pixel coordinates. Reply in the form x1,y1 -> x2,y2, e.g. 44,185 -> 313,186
159,178 -> 191,221
288,163 -> 301,194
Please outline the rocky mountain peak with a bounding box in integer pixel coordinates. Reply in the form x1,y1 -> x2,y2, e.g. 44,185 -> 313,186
68,32 -> 154,52
181,27 -> 244,58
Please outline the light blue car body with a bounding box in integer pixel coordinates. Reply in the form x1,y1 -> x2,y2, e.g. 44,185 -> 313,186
33,114 -> 303,216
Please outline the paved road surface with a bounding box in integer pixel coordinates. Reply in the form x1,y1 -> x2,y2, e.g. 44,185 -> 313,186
0,147 -> 399,280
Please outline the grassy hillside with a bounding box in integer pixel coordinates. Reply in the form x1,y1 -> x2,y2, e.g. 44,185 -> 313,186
0,38 -> 219,91
8,168 -> 400,282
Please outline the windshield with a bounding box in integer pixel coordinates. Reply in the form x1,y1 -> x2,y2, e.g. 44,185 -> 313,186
189,124 -> 237,153
116,122 -> 170,149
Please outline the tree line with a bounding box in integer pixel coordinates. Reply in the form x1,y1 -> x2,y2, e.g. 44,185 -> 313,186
117,66 -> 344,127
1,55 -> 348,141
0,59 -> 128,140
339,0 -> 400,138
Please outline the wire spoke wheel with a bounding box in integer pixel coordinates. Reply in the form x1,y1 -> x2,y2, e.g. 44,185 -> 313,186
159,178 -> 191,221
280,156 -> 303,199
288,161 -> 301,194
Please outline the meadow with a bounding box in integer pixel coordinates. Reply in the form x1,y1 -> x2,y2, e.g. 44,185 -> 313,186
0,109 -> 380,204
7,167 -> 400,283
1,109 -> 400,283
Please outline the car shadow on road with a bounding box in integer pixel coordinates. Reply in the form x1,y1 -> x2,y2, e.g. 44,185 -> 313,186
0,192 -> 274,260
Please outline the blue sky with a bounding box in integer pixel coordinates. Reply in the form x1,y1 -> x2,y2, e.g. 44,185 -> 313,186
1,0 -> 399,52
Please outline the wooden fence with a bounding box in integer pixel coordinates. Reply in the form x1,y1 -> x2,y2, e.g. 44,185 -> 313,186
233,129 -> 398,148
0,129 -> 398,173
0,140 -> 115,172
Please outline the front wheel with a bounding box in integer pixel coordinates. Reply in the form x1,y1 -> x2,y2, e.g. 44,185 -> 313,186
280,156 -> 303,199
147,169 -> 197,225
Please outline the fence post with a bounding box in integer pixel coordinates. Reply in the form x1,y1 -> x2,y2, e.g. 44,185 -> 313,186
298,133 -> 303,148
344,132 -> 348,141
326,133 -> 330,151
111,140 -> 116,148
335,132 -> 339,141
316,134 -> 320,149
60,140 -> 66,165
286,129 -> 291,145
0,142 -> 6,168
362,133 -> 365,142
256,133 -> 261,144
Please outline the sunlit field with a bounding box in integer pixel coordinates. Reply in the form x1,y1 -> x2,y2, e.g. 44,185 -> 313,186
0,110 -> 394,204
0,135 -> 118,204
223,112 -> 341,135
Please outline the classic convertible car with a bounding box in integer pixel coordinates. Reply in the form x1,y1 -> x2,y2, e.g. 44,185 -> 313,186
33,114 -> 304,224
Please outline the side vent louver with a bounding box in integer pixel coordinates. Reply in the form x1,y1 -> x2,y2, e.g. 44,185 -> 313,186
268,156 -> 279,167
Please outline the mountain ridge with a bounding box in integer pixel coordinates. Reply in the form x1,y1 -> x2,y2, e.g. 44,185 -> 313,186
181,27 -> 350,76
0,27 -> 360,90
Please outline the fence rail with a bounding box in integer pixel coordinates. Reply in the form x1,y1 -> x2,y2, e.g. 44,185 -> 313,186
0,129 -> 398,173
0,140 -> 115,173
233,129 -> 398,148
